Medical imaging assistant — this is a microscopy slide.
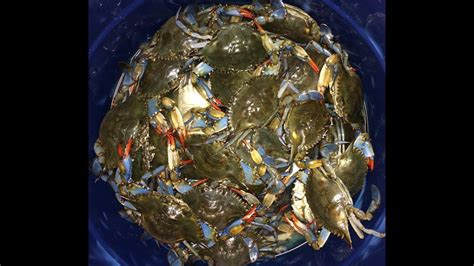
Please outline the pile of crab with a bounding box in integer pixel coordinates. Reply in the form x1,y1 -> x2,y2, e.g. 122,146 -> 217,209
91,0 -> 385,265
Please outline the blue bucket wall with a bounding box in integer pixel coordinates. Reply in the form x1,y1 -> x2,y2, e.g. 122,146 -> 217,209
88,0 -> 385,265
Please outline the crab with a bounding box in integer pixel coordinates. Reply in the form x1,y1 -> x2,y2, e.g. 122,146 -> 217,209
98,94 -> 147,169
228,76 -> 281,147
201,23 -> 268,72
182,184 -> 249,230
283,98 -> 329,162
124,192 -> 204,244
290,166 -> 384,249
318,54 -> 365,126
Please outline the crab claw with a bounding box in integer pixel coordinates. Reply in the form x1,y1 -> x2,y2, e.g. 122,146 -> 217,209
117,143 -> 124,158
191,177 -> 208,187
210,99 -> 223,112
242,205 -> 258,223
180,159 -> 193,166
368,157 -> 374,171
124,138 -> 133,157
177,129 -> 187,149
239,8 -> 255,19
308,58 -> 320,74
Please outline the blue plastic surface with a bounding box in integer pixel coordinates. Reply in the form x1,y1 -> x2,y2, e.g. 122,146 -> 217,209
88,0 -> 385,265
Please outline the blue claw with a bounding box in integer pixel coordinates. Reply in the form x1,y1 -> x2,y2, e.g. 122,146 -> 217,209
296,90 -> 324,102
152,165 -> 166,176
354,134 -> 375,158
271,0 -> 285,10
157,179 -> 174,195
242,236 -> 259,263
173,181 -> 193,194
200,221 -> 215,246
193,62 -> 213,77
167,249 -> 184,266
147,98 -> 159,117
123,156 -> 133,182
214,116 -> 228,132
127,186 -> 150,196
92,157 -> 102,176
270,8 -> 286,20
118,210 -> 135,223
122,200 -> 138,211
183,5 -> 198,27
320,143 -> 338,158
219,218 -> 244,237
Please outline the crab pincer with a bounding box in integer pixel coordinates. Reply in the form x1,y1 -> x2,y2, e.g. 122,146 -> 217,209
117,138 -> 133,181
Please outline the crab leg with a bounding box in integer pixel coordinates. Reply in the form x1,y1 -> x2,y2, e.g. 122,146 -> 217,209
230,187 -> 261,205
349,212 -> 385,238
175,7 -> 212,40
170,106 -> 187,148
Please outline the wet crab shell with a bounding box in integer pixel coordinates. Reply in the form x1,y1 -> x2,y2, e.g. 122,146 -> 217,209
285,100 -> 329,160
150,16 -> 192,60
140,59 -> 185,98
129,192 -> 204,244
201,23 -> 268,72
182,141 -> 245,186
209,69 -> 252,106
332,66 -> 365,125
278,55 -> 319,99
205,236 -> 250,266
181,185 -> 248,230
229,76 -> 280,134
252,127 -> 289,160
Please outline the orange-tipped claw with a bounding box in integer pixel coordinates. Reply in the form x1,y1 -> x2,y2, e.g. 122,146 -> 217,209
117,144 -> 123,158
178,130 -> 186,149
368,158 -> 374,171
180,159 -> 193,166
128,82 -> 138,95
230,187 -> 244,196
254,21 -> 264,32
154,126 -> 163,135
124,138 -> 133,157
210,100 -> 222,112
191,178 -> 208,187
243,205 -> 257,223
278,204 -> 289,214
239,8 -> 255,19
213,97 -> 223,106
166,131 -> 175,146
308,58 -> 320,74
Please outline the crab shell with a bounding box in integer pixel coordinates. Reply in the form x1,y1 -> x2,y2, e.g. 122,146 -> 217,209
151,16 -> 192,60
229,76 -> 280,134
305,168 -> 353,244
285,100 -> 329,160
206,236 -> 250,266
140,59 -> 184,98
209,69 -> 252,106
182,141 -> 246,187
181,185 -> 248,230
201,23 -> 268,72
331,59 -> 365,125
129,192 -> 203,244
